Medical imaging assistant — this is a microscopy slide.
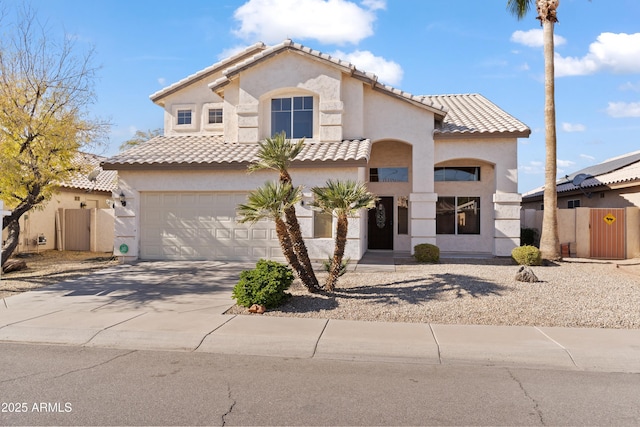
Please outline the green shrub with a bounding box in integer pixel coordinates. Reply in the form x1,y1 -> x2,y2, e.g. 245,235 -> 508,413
520,227 -> 538,246
322,256 -> 350,277
232,259 -> 294,308
511,245 -> 542,266
413,243 -> 440,263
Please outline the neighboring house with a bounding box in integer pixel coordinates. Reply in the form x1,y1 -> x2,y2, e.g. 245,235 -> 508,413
521,150 -> 640,259
521,150 -> 640,210
9,152 -> 117,253
103,40 -> 530,263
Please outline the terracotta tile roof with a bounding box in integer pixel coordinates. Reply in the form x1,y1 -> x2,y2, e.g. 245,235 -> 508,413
102,136 -> 371,169
208,39 -> 448,118
522,150 -> 640,198
61,152 -> 118,192
427,93 -> 530,137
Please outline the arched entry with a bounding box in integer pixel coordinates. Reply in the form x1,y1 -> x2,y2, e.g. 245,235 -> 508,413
366,140 -> 412,251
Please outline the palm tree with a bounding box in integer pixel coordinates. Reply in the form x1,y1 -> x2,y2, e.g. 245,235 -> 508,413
311,180 -> 377,291
249,132 -> 320,291
507,0 -> 561,261
237,181 -> 314,290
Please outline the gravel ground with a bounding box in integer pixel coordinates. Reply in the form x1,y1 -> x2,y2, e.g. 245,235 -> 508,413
228,258 -> 640,329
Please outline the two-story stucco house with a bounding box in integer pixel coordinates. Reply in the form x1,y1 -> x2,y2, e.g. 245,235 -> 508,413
102,40 -> 530,263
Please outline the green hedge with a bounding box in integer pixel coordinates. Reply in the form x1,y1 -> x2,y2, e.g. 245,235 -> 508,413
511,245 -> 542,266
414,243 -> 440,263
232,259 -> 294,308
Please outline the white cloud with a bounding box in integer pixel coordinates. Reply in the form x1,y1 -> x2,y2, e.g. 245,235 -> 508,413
580,154 -> 596,161
555,32 -> 640,77
510,29 -> 566,48
232,0 -> 383,45
557,159 -> 576,169
157,77 -> 167,86
217,45 -> 250,61
606,101 -> 640,118
561,122 -> 586,132
519,160 -> 544,175
620,81 -> 640,92
361,0 -> 385,10
332,49 -> 403,86
518,62 -> 530,71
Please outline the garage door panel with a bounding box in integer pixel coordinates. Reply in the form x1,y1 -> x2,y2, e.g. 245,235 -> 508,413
140,192 -> 278,261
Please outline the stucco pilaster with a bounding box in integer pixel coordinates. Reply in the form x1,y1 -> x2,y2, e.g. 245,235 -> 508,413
113,184 -> 139,263
493,192 -> 522,256
409,192 -> 437,253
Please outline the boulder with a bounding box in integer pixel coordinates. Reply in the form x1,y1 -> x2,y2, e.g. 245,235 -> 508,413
515,265 -> 539,283
248,304 -> 266,314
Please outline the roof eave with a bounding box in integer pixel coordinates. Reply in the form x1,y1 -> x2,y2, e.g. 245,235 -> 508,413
434,130 -> 531,140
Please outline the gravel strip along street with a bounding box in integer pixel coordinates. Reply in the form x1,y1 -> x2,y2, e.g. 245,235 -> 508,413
227,259 -> 640,329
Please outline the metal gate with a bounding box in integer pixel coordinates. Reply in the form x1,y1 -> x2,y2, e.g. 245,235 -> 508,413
590,208 -> 625,259
65,209 -> 91,251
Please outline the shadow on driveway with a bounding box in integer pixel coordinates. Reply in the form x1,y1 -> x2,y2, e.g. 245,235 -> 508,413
32,261 -> 250,306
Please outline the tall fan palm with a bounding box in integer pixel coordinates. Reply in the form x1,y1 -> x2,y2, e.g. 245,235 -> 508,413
311,180 -> 377,291
249,132 -> 320,291
507,0 -> 561,260
237,181 -> 309,286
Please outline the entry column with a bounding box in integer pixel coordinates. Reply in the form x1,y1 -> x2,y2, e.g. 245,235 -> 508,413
409,192 -> 438,253
493,192 -> 522,256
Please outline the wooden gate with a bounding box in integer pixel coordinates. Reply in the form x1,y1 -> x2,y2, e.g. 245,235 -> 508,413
65,209 -> 91,251
590,208 -> 625,259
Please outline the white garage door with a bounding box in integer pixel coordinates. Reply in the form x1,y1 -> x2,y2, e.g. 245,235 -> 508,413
140,192 -> 280,261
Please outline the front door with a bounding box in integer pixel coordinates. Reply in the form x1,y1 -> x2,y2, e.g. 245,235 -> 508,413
368,196 -> 394,250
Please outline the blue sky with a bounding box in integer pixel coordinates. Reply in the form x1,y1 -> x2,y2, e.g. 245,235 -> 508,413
13,0 -> 640,193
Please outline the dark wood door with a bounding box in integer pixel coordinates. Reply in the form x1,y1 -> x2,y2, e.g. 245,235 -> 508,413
368,196 -> 394,250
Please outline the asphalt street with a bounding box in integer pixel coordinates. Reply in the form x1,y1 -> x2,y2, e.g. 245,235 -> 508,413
2,342 -> 639,426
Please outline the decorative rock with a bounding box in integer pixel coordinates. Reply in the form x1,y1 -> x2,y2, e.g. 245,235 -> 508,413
515,265 -> 539,283
248,304 -> 266,314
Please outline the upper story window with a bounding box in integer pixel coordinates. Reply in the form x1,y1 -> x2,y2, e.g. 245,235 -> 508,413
208,108 -> 223,124
568,199 -> 581,209
177,109 -> 192,125
435,166 -> 480,182
271,96 -> 313,138
369,167 -> 409,183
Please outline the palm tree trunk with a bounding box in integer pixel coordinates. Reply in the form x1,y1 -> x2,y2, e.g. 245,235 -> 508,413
326,215 -> 348,292
283,205 -> 320,291
539,19 -> 561,261
274,217 -> 311,288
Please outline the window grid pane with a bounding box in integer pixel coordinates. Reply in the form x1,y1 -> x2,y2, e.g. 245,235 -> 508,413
436,196 -> 480,235
271,96 -> 313,138
177,109 -> 192,125
208,108 -> 223,124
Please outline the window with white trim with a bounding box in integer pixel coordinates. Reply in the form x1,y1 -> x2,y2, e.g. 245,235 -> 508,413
567,199 -> 580,209
436,196 -> 480,235
177,109 -> 192,125
208,108 -> 223,124
314,210 -> 332,238
271,96 -> 313,138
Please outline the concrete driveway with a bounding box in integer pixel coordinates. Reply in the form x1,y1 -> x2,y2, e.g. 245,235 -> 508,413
2,260 -> 640,373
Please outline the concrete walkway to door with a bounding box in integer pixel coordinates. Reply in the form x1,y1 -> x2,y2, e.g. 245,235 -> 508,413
1,259 -> 640,373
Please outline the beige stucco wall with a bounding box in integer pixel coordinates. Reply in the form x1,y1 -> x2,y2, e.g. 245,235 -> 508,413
434,159 -> 496,253
521,206 -> 640,259
114,166 -> 365,262
13,188 -> 112,253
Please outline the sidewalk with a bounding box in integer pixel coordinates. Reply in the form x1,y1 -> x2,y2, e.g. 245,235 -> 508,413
1,260 -> 640,373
